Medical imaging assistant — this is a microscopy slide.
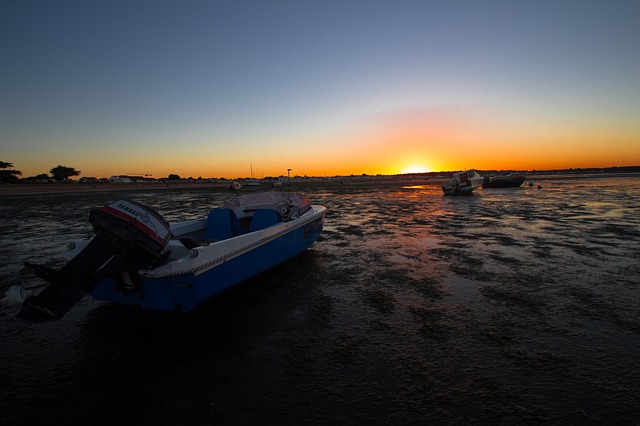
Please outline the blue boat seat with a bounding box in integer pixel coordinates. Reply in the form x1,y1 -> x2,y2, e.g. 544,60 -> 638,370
249,209 -> 282,232
203,208 -> 241,240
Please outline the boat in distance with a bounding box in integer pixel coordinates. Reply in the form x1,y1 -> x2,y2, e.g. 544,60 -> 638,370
482,172 -> 527,188
442,169 -> 484,195
18,191 -> 326,321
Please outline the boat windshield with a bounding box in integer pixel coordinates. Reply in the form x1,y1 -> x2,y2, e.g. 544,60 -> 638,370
225,191 -> 311,215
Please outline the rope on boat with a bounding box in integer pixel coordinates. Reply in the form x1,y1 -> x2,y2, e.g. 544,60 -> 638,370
139,222 -> 296,279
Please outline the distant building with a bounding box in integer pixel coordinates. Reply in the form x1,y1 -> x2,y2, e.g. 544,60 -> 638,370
108,176 -> 132,183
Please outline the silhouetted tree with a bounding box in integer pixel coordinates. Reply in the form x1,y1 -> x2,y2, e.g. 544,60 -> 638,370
167,174 -> 181,180
50,165 -> 80,181
0,161 -> 22,183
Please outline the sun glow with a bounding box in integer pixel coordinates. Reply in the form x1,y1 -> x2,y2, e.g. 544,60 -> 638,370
401,165 -> 432,174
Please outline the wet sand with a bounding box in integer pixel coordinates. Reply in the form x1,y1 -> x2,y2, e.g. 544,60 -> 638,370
0,181 -> 229,196
1,176 -> 639,424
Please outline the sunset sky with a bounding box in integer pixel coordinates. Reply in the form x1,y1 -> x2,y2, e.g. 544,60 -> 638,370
2,0 -> 639,179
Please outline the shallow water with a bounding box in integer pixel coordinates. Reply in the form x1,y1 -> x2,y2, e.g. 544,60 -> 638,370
1,177 -> 639,424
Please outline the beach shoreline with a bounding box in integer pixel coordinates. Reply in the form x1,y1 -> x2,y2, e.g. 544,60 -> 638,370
0,182 -> 230,196
0,178 -> 435,196
2,172 -> 638,196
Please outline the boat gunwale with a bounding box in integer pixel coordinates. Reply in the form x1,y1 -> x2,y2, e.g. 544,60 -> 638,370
141,205 -> 326,278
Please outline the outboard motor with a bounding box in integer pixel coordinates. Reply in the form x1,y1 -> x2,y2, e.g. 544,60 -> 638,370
18,199 -> 171,321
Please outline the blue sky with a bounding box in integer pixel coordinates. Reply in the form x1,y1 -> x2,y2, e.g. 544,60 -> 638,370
2,0 -> 639,178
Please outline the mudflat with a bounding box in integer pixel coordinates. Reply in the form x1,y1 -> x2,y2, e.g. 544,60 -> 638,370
0,182 -> 233,196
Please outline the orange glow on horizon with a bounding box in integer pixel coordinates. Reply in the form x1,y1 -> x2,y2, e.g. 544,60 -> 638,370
12,153 -> 639,180
9,104 -> 639,180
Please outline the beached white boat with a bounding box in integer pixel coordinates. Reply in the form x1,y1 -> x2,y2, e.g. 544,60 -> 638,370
19,191 -> 326,321
442,169 -> 484,195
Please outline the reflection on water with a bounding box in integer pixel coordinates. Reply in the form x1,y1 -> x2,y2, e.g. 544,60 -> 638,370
1,177 -> 640,423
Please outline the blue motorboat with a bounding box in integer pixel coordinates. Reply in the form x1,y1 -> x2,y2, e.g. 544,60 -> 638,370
19,191 -> 326,321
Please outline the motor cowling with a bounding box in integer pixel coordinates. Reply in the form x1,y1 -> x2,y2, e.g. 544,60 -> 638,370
89,199 -> 171,260
18,199 -> 171,321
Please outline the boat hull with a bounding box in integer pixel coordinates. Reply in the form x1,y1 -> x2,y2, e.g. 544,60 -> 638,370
482,175 -> 526,188
90,210 -> 325,312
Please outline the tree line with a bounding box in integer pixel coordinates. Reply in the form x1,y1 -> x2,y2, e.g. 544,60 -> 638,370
1,162 -> 201,184
0,161 -> 80,183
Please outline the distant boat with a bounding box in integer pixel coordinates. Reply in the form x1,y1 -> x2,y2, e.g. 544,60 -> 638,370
482,172 -> 527,188
442,169 -> 483,195
18,191 -> 326,321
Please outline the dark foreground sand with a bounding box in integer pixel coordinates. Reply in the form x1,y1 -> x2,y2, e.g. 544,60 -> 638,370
1,175 -> 639,424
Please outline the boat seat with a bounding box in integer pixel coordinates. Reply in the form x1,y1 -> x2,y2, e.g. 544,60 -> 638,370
249,209 -> 282,232
203,208 -> 241,240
